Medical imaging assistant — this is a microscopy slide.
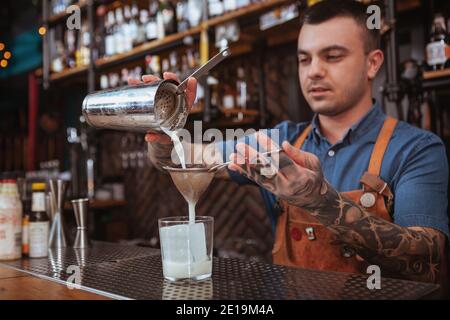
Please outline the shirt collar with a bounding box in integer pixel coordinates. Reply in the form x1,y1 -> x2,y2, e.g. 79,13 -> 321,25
309,100 -> 385,145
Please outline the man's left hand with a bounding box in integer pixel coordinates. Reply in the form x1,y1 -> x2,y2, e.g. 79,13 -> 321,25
229,132 -> 328,209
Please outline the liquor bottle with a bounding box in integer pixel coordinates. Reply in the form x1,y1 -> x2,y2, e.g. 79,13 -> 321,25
105,11 -> 116,57
208,0 -> 224,18
236,0 -> 250,9
159,0 -> 177,36
130,2 -> 140,46
78,22 -> 91,67
0,179 -> 23,261
187,0 -> 203,28
169,51 -> 180,78
29,183 -> 49,258
100,74 -> 109,89
95,6 -> 107,60
156,1 -> 166,39
236,66 -> 248,109
65,29 -> 77,69
115,7 -> 126,54
223,0 -> 237,13
147,1 -> 160,41
51,40 -> 65,73
123,5 -> 134,52
176,0 -> 190,32
145,54 -> 162,78
426,13 -> 450,71
180,54 -> 190,80
161,57 -> 170,74
121,68 -> 129,86
137,9 -> 149,44
20,181 -> 30,258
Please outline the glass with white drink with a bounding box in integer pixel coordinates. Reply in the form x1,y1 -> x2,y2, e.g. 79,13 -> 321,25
159,216 -> 213,281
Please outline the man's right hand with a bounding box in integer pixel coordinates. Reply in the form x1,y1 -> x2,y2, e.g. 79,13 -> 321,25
127,72 -> 197,170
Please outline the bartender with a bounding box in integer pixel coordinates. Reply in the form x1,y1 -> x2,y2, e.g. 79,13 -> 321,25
130,0 -> 448,286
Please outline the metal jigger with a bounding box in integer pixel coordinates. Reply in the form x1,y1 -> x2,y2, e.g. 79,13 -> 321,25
49,180 -> 68,248
71,198 -> 91,249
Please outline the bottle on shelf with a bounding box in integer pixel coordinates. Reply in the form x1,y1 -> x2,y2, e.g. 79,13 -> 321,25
188,0 -> 203,28
95,5 -> 107,60
138,9 -> 149,45
145,54 -> 162,78
236,66 -> 248,110
208,0 -> 224,18
51,40 -> 65,73
105,10 -> 116,57
147,1 -> 160,41
426,13 -> 450,71
115,7 -> 126,54
169,51 -> 180,78
130,2 -> 140,46
76,22 -> 90,67
159,0 -> 177,37
123,5 -> 134,52
0,179 -> 23,261
100,74 -> 109,90
176,0 -> 190,33
20,179 -> 30,258
29,183 -> 49,259
65,29 -> 77,69
223,0 -> 237,13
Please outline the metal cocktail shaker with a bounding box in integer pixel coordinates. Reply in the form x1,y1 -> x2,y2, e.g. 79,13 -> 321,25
82,79 -> 188,133
82,47 -> 231,133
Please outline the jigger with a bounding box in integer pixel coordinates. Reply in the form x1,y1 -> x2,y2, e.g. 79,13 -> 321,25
71,198 -> 91,249
49,180 -> 68,248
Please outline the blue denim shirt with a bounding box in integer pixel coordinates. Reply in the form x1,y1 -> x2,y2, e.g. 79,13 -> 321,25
223,101 -> 449,238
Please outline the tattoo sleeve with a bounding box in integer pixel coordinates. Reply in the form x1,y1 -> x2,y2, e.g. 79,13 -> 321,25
303,181 -> 446,283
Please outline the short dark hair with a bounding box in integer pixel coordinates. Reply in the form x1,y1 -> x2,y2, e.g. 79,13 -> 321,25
299,0 -> 381,53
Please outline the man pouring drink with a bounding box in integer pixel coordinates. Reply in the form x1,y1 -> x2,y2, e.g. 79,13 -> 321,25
130,0 -> 449,289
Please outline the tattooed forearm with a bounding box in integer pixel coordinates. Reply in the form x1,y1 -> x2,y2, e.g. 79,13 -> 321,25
232,140 -> 445,283
303,181 -> 445,283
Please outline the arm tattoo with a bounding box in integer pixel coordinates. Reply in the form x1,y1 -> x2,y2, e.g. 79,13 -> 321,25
236,151 -> 445,283
303,181 -> 446,283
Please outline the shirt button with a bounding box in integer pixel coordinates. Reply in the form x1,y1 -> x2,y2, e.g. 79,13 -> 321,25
328,150 -> 335,157
290,227 -> 302,241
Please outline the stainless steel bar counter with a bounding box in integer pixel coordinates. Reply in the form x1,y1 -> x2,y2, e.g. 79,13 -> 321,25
0,242 -> 440,300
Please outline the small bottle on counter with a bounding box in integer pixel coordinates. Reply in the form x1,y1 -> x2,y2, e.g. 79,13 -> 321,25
22,214 -> 29,258
0,179 -> 23,261
29,183 -> 49,258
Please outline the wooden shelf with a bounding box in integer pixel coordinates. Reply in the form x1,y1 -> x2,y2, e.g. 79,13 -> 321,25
204,117 -> 259,128
49,65 -> 88,82
219,108 -> 260,116
205,0 -> 295,28
189,106 -> 204,114
95,0 -> 294,70
95,26 -> 203,69
423,69 -> 450,80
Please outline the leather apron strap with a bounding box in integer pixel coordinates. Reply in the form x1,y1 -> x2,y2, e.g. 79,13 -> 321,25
367,116 -> 398,176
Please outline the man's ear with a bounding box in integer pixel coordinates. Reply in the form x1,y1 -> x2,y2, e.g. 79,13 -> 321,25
367,49 -> 384,80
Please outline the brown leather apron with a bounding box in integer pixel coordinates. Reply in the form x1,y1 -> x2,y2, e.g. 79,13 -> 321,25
272,116 -> 398,274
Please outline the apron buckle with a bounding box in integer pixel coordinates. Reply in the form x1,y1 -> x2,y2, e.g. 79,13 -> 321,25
305,227 -> 316,241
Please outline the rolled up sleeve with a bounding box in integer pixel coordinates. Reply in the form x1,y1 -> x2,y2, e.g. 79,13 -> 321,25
393,133 -> 449,238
